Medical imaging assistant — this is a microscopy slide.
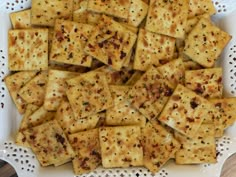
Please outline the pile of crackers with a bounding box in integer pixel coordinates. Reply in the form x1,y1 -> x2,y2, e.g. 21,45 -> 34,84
5,0 -> 236,175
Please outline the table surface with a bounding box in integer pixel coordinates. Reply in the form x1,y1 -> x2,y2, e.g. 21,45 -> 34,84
1,155 -> 236,177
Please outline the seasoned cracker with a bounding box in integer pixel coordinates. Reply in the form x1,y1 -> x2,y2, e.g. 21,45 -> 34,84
134,29 -> 175,71
185,68 -> 223,99
24,120 -> 75,166
8,29 -> 48,71
159,84 -> 210,138
44,69 -> 79,111
175,124 -> 216,164
126,71 -> 143,85
142,122 -> 180,173
31,0 -> 73,26
84,15 -> 137,71
183,18 -> 231,68
99,126 -> 143,168
128,66 -> 174,120
10,9 -> 32,29
68,129 -> 101,174
18,71 -> 48,106
66,71 -> 113,119
5,71 -> 37,114
50,19 -> 93,67
145,0 -> 189,39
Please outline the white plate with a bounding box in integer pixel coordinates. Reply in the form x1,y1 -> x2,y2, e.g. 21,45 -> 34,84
1,0 -> 236,177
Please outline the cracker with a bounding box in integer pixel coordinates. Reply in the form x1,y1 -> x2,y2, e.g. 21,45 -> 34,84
84,15 -> 137,71
96,66 -> 134,85
210,98 -> 236,129
185,68 -> 223,99
142,122 -> 180,173
157,58 -> 185,88
18,71 -> 48,106
66,71 -> 113,119
27,106 -> 55,128
128,66 -> 174,120
145,0 -> 189,39
16,104 -> 39,147
99,126 -> 143,168
8,29 -> 48,71
106,86 -> 146,127
55,100 -> 101,134
175,124 -> 216,164
183,18 -> 231,68
87,0 -> 131,19
24,120 -> 75,166
159,84 -> 211,138
133,29 -> 175,71
44,69 -> 79,111
10,9 -> 32,29
50,19 -> 93,67
4,71 -> 37,114
31,0 -> 73,27
68,129 -> 101,174
188,0 -> 216,18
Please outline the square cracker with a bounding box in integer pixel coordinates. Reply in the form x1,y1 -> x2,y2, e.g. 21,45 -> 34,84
15,104 -> 39,147
188,0 -> 216,18
24,120 -> 75,166
55,100 -> 101,134
128,66 -> 174,120
44,69 -> 79,111
159,84 -> 211,138
142,122 -> 180,173
84,15 -> 137,71
50,19 -> 94,67
31,0 -> 73,27
106,86 -> 146,127
133,29 -> 175,71
87,0 -> 131,19
185,68 -> 223,99
68,129 -> 101,174
183,18 -> 231,68
210,98 -> 236,129
175,124 -> 216,164
66,71 -> 113,119
10,9 -> 32,29
4,71 -> 37,114
18,71 -> 48,106
99,126 -> 143,168
145,0 -> 189,39
8,29 -> 48,71
157,58 -> 185,88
